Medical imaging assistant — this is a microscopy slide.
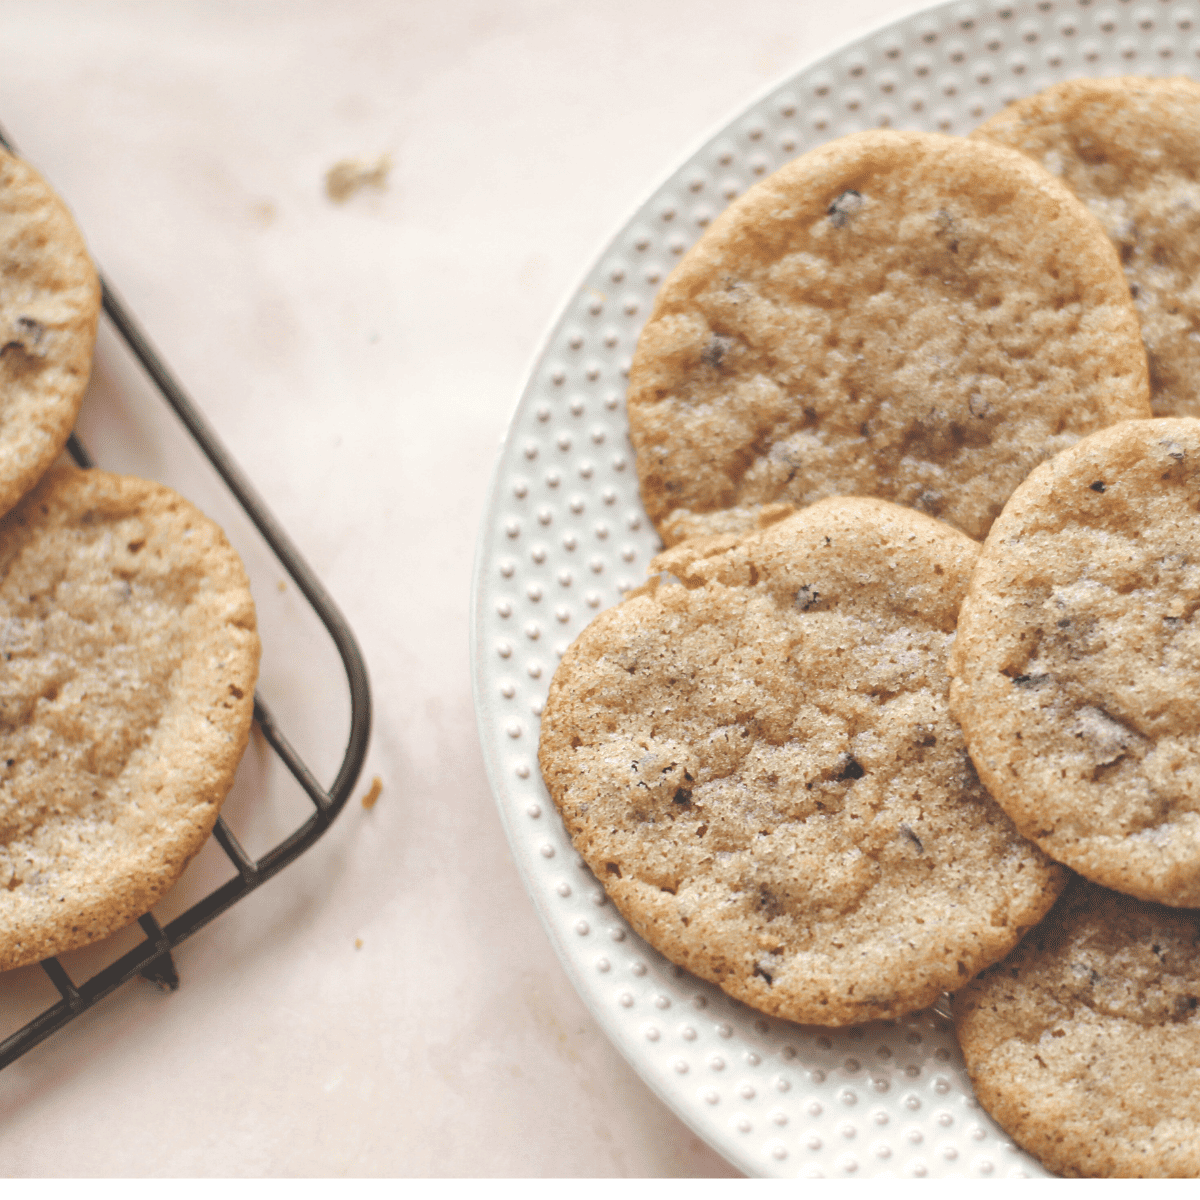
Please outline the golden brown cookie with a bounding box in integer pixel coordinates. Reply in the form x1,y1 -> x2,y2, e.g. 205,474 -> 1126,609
955,876 -> 1200,1178
626,129 -> 1150,547
949,417 -> 1200,906
0,467 -> 261,971
0,148 -> 100,517
974,76 -> 1200,419
538,498 -> 1066,1026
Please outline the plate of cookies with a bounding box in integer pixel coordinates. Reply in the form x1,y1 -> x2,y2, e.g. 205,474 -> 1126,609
472,0 -> 1200,1179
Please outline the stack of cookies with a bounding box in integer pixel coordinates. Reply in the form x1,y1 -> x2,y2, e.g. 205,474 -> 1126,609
0,147 -> 261,974
539,79 -> 1200,1178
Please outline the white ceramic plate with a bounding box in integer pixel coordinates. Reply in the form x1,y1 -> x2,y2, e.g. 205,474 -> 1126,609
471,0 -> 1200,1178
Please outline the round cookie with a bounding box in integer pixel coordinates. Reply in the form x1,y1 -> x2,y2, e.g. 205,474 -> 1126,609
538,498 -> 1066,1026
974,76 -> 1200,419
626,129 -> 1150,547
949,418 -> 1200,906
954,876 -> 1200,1178
0,467 -> 261,971
0,147 -> 101,517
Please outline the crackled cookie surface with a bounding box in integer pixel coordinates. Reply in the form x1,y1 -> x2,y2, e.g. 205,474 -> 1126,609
975,76 -> 1200,419
626,129 -> 1150,547
955,877 -> 1200,1178
0,467 -> 260,970
950,418 -> 1200,905
0,148 -> 100,518
538,498 -> 1065,1026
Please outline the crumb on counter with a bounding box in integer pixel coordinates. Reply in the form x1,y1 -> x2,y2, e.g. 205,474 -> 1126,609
360,775 -> 383,810
324,155 -> 391,204
354,937 -> 363,950
277,580 -> 286,592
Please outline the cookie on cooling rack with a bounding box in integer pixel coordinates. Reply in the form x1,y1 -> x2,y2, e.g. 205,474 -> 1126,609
0,467 -> 260,971
538,498 -> 1066,1026
974,75 -> 1200,419
0,147 -> 100,518
626,128 -> 1150,547
949,418 -> 1200,906
955,875 -> 1200,1178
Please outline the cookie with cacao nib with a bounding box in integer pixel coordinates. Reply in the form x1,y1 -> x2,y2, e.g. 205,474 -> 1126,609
974,76 -> 1200,419
0,147 -> 100,517
955,875 -> 1200,1178
537,497 -> 1066,1026
0,467 -> 260,971
626,129 -> 1150,548
950,418 -> 1200,906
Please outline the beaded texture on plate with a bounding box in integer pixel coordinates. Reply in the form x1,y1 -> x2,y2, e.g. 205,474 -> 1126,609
472,0 -> 1200,1178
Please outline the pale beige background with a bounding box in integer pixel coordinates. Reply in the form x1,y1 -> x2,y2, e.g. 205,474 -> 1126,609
0,0 -> 931,1176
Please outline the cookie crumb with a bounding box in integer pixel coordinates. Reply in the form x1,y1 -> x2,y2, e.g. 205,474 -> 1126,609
354,937 -> 363,950
277,580 -> 287,592
325,156 -> 391,204
361,775 -> 383,809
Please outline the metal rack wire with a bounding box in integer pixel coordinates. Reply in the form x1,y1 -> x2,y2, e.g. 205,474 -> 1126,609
0,126 -> 372,1069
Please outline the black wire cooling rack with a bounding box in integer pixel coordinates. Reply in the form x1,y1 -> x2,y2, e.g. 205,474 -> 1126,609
0,126 -> 372,1070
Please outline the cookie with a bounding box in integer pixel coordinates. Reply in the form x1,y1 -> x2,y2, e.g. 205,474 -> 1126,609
537,498 -> 1066,1026
949,418 -> 1200,906
0,467 -> 260,971
954,876 -> 1200,1178
974,76 -> 1200,419
0,147 -> 101,517
625,129 -> 1150,547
